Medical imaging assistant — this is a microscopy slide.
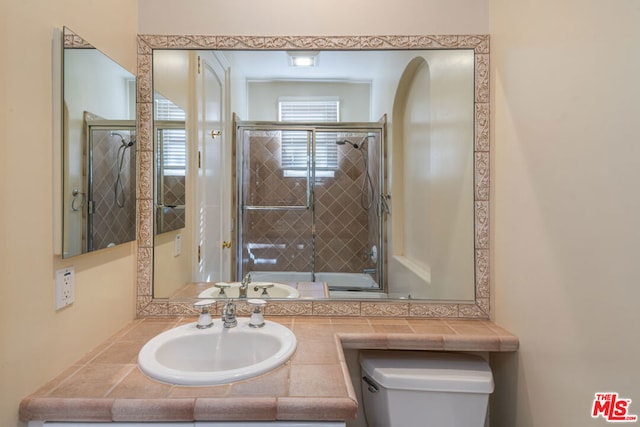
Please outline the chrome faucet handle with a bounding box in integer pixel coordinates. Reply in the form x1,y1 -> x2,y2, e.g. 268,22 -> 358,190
247,299 -> 267,328
253,283 -> 275,296
194,299 -> 215,329
242,273 -> 252,285
221,299 -> 238,328
213,282 -> 231,297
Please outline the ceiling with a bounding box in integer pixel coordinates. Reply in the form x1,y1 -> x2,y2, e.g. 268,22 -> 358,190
221,49 -> 416,81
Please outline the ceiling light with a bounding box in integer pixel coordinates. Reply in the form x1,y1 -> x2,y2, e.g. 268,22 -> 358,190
287,51 -> 319,67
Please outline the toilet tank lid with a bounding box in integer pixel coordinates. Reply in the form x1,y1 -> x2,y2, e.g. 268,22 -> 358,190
360,350 -> 494,394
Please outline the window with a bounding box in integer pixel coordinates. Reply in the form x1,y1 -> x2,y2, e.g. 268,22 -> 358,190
155,94 -> 186,176
278,97 -> 339,177
156,127 -> 186,176
155,94 -> 186,121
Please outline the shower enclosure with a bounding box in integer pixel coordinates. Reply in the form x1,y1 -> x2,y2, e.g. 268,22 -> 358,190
83,121 -> 136,251
236,120 -> 387,292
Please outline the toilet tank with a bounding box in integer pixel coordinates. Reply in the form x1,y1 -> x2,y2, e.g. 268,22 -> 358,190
359,351 -> 494,427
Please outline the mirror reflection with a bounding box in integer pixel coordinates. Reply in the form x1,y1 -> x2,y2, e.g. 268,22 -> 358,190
154,92 -> 186,234
152,48 -> 476,302
62,28 -> 137,258
235,124 -> 385,300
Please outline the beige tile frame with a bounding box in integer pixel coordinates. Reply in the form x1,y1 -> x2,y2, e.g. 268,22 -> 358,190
135,35 -> 490,319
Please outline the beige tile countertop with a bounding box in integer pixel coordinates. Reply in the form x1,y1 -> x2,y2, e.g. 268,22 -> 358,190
20,317 -> 518,423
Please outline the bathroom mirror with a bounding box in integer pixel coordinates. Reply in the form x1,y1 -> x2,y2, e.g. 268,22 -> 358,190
137,35 -> 490,315
60,27 -> 137,258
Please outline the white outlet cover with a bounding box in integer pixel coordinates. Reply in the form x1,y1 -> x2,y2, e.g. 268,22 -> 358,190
174,233 -> 182,257
55,266 -> 75,310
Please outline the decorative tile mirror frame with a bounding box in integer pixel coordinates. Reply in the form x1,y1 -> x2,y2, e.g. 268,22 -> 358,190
135,35 -> 490,319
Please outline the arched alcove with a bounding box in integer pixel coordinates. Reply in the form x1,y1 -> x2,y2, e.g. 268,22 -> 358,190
390,57 -> 432,296
389,52 -> 475,300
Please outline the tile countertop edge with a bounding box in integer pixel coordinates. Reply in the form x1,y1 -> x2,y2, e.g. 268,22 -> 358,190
19,397 -> 116,422
19,318 -> 518,423
337,332 -> 519,352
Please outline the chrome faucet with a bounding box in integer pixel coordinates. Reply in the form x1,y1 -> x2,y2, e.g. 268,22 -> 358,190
239,273 -> 251,298
221,299 -> 238,328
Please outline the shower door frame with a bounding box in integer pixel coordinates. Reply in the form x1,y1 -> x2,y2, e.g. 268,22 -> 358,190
235,120 -> 387,291
84,120 -> 137,252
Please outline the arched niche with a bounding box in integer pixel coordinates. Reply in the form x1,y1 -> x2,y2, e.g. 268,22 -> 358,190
390,52 -> 475,301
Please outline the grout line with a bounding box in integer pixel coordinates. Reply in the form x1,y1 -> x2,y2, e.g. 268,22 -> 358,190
103,364 -> 137,398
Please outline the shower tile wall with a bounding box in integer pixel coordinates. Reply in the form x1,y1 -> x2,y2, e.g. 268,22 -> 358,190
243,132 -> 376,274
89,131 -> 137,250
315,142 -> 373,273
156,176 -> 186,234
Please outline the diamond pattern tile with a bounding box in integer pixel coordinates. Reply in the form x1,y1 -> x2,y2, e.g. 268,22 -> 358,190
89,130 -> 137,250
241,131 -> 380,275
157,176 -> 186,233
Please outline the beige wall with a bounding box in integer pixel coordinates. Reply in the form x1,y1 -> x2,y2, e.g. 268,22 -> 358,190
490,0 -> 640,425
0,1 -> 138,426
152,50 -> 194,298
138,0 -> 489,35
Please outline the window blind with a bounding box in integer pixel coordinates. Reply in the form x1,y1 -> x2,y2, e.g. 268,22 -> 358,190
155,95 -> 186,176
278,99 -> 339,172
157,128 -> 187,176
155,95 -> 186,120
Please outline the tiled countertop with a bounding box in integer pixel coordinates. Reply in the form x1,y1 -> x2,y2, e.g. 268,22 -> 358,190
20,317 -> 518,423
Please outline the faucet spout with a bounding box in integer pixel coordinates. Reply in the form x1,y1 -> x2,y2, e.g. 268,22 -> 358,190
239,273 -> 251,298
222,299 -> 238,328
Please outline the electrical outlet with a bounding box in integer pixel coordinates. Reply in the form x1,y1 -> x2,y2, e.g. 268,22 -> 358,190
174,233 -> 182,257
55,267 -> 75,310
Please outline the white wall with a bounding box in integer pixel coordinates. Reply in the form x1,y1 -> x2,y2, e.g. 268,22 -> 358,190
247,81 -> 371,122
490,0 -> 640,425
388,51 -> 475,300
0,1 -> 138,426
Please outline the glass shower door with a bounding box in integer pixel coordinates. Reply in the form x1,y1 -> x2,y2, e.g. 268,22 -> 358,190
238,127 -> 314,279
85,122 -> 137,252
236,122 -> 386,292
313,130 -> 382,290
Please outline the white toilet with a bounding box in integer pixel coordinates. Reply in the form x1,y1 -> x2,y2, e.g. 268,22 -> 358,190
359,350 -> 494,427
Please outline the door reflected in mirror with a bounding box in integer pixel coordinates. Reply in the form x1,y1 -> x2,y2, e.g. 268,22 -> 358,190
61,28 -> 137,258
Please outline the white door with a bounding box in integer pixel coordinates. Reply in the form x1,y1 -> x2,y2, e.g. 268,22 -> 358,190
194,52 -> 230,282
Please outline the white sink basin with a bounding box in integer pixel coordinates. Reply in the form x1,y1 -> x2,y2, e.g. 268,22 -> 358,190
198,282 -> 300,299
138,319 -> 297,385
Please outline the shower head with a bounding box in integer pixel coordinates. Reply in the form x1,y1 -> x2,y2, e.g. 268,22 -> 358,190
111,132 -> 135,147
336,135 -> 375,149
336,138 -> 359,149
